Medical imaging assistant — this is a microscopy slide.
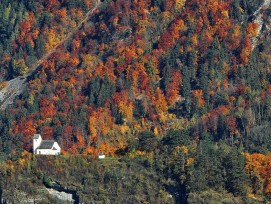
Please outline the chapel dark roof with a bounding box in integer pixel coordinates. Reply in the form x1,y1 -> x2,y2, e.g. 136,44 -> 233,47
38,140 -> 55,149
33,134 -> 41,139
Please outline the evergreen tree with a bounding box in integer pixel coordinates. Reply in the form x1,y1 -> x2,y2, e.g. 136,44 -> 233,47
181,66 -> 191,115
88,75 -> 116,107
199,63 -> 209,103
35,36 -> 45,58
264,95 -> 271,120
138,131 -> 158,152
223,149 -> 248,196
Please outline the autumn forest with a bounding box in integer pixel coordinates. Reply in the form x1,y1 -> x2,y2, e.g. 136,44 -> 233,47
1,0 -> 271,203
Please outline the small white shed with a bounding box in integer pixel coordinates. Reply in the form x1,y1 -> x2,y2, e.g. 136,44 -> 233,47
98,152 -> 105,159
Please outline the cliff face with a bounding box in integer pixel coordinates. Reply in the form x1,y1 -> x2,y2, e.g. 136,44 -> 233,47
251,0 -> 271,49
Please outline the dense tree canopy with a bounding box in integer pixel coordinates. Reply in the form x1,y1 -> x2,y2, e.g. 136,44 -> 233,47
1,0 -> 271,202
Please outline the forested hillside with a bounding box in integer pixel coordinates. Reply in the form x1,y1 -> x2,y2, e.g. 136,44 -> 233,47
1,0 -> 271,203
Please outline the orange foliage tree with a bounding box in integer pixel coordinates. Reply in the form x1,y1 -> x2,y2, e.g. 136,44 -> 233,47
166,70 -> 182,105
245,153 -> 271,197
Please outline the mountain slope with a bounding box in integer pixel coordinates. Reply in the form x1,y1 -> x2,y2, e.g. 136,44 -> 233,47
0,0 -> 270,155
0,0 -> 100,110
2,0 -> 271,202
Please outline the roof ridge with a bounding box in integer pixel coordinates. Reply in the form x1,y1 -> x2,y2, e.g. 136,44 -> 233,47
42,140 -> 55,142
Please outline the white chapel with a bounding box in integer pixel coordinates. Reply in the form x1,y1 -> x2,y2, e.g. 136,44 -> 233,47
33,134 -> 61,155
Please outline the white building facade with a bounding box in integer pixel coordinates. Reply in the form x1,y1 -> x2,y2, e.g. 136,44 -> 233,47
33,134 -> 61,155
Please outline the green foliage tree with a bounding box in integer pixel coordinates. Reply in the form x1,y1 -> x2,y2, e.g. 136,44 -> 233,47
162,129 -> 190,151
223,149 -> 248,196
88,75 -> 116,107
138,131 -> 158,152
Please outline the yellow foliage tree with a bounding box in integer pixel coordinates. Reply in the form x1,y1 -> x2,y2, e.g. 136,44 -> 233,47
175,0 -> 186,11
